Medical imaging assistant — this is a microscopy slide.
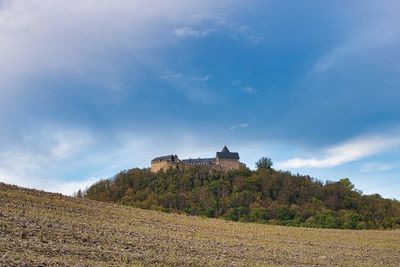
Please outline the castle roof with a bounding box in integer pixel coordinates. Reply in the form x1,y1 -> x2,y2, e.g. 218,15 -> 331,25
181,158 -> 216,165
216,146 -> 239,160
151,154 -> 179,163
221,146 -> 230,153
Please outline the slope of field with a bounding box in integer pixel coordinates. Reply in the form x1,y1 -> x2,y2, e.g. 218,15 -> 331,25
0,183 -> 399,266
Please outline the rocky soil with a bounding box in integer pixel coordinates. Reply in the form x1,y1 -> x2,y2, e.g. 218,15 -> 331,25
1,182 -> 399,266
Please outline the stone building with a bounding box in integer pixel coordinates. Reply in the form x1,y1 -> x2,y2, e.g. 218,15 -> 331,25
215,146 -> 246,170
150,146 -> 246,172
150,154 -> 180,173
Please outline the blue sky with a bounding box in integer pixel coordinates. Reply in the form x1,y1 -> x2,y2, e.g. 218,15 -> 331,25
1,0 -> 400,198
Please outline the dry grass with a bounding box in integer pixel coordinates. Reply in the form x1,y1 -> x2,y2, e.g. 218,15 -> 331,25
0,182 -> 399,266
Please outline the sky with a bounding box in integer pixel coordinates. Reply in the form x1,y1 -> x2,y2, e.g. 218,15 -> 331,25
1,0 -> 400,199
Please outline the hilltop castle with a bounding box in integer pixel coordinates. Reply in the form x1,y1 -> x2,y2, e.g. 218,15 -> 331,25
151,146 -> 246,172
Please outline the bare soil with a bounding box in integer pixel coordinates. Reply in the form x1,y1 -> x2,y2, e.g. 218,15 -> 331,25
0,182 -> 399,266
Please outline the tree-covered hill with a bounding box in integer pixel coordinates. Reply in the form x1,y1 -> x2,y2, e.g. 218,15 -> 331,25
84,162 -> 400,230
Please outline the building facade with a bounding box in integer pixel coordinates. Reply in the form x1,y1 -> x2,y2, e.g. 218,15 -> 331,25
150,154 -> 180,173
150,146 -> 246,172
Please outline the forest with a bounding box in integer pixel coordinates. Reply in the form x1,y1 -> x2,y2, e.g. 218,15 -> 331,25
84,159 -> 400,229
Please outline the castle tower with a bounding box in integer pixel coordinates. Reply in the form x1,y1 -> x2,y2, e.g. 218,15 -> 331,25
215,146 -> 243,170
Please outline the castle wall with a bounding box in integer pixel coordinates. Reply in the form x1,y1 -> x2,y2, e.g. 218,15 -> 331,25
239,162 -> 247,169
151,160 -> 245,172
151,161 -> 180,172
216,159 -> 242,171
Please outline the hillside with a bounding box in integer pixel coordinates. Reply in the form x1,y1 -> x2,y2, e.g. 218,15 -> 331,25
1,182 -> 400,266
85,167 -> 400,229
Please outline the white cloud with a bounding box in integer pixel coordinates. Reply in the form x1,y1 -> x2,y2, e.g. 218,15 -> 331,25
245,33 -> 266,43
192,74 -> 210,82
160,72 -> 183,80
49,130 -> 93,159
159,71 -> 214,103
241,86 -> 256,94
160,72 -> 210,82
224,22 -> 267,44
278,133 -> 400,169
47,178 -> 99,195
361,162 -> 400,173
230,123 -> 248,130
0,126 -> 95,194
172,27 -> 213,38
312,46 -> 344,73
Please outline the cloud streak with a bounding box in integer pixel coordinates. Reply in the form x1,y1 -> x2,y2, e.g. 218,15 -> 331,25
159,71 -> 214,103
172,27 -> 213,38
192,75 -> 210,82
241,86 -> 256,94
278,133 -> 400,169
160,72 -> 183,80
230,123 -> 248,130
311,2 -> 400,74
361,161 -> 400,173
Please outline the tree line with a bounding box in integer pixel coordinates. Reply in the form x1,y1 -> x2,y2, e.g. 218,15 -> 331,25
83,159 -> 400,229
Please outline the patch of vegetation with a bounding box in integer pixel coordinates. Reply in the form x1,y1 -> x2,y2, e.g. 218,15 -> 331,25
84,160 -> 400,230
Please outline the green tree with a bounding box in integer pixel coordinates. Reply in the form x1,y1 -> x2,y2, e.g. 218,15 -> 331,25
256,157 -> 273,170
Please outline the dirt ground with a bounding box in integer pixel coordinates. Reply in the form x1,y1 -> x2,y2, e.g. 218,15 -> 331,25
0,182 -> 399,266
